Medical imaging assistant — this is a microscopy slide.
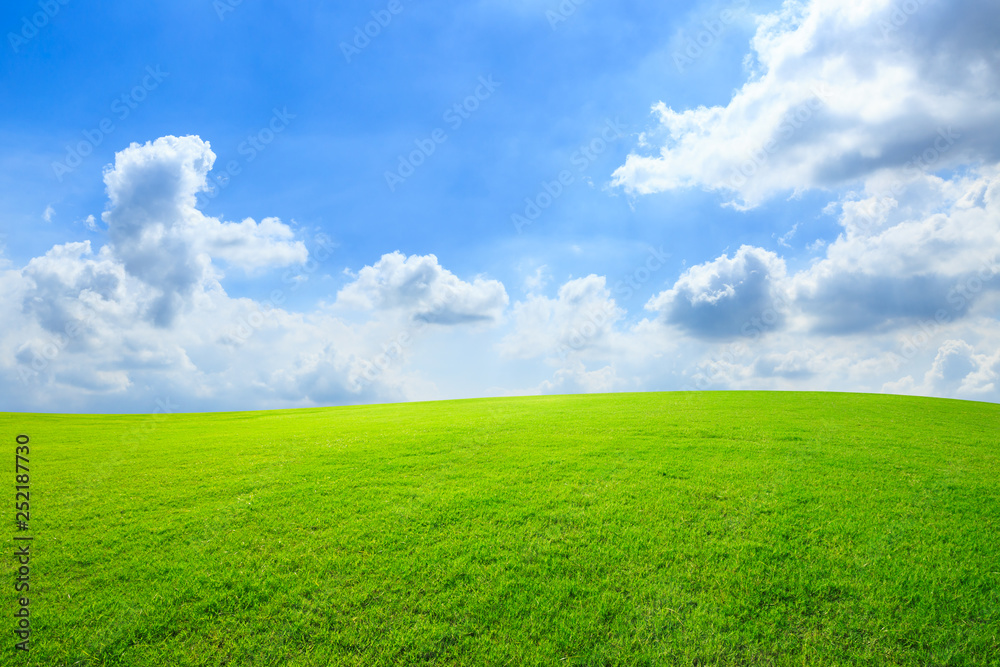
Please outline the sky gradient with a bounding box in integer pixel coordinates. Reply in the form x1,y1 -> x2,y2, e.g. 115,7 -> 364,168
2,0 -> 999,412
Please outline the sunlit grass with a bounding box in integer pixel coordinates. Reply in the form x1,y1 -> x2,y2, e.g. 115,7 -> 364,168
3,391 -> 999,665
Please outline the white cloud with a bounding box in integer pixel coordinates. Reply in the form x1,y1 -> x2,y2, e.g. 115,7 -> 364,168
336,251 -> 509,325
43,205 -> 55,223
925,339 -> 979,393
0,135 -> 506,412
647,245 -> 789,340
7,1 -> 1000,423
794,167 -> 1000,334
102,136 -> 307,326
499,274 -> 624,359
523,265 -> 550,294
19,241 -> 138,338
612,0 -> 1000,208
883,337 -> 1000,400
589,0 -> 1000,405
633,165 -> 1000,394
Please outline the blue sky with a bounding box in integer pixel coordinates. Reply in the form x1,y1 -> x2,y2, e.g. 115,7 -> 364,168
2,0 -> 999,412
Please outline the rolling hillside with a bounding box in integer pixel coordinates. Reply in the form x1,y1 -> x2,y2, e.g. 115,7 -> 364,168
3,391 -> 999,665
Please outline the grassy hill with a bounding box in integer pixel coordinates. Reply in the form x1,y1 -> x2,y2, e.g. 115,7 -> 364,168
3,391 -> 999,666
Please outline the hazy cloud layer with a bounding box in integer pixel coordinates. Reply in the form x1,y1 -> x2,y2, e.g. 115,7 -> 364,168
500,274 -> 624,359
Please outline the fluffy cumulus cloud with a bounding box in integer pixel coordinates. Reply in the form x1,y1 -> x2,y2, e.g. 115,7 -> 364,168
102,136 -> 307,326
0,136 -> 510,412
606,0 -> 1000,403
20,242 -> 133,337
647,246 -> 789,340
631,165 -> 1000,398
794,167 -> 1000,334
612,0 -> 1000,208
336,252 -> 508,325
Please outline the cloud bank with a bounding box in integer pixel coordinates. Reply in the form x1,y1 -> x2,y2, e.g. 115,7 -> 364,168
1,136 -> 509,412
612,0 -> 1000,208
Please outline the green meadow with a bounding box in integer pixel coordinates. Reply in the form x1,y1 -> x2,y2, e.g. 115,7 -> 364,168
2,391 -> 999,666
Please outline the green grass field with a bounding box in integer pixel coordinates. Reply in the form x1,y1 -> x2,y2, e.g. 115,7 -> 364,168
3,391 -> 999,666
